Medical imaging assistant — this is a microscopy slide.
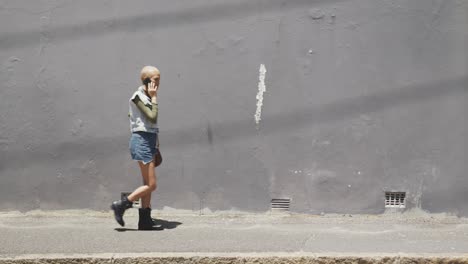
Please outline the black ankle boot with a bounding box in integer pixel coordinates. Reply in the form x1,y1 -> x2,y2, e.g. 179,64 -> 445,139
110,197 -> 133,227
138,207 -> 154,230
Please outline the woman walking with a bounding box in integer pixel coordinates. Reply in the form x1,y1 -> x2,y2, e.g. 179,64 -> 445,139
111,65 -> 161,230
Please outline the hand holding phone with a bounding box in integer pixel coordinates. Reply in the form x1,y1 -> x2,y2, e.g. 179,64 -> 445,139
147,81 -> 158,98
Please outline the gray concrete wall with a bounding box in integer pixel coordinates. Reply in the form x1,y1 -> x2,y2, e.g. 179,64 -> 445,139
0,0 -> 466,215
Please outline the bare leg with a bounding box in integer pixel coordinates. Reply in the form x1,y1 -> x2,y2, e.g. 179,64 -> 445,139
139,159 -> 154,208
127,160 -> 157,208
141,174 -> 152,208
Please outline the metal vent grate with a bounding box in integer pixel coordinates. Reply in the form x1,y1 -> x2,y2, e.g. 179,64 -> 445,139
385,192 -> 406,208
271,198 -> 291,211
121,192 -> 141,208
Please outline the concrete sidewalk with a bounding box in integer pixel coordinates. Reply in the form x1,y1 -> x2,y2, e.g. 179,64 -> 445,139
0,209 -> 467,263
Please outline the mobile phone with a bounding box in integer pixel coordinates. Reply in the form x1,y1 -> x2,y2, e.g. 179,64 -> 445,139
143,78 -> 151,85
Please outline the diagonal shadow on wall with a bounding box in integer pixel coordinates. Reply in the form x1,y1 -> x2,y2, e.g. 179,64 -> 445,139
0,0 -> 345,51
0,75 -> 466,171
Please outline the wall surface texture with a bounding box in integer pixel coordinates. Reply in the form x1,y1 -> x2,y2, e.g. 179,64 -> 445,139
0,0 -> 466,215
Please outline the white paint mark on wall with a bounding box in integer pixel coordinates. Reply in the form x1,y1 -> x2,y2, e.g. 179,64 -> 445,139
255,64 -> 267,126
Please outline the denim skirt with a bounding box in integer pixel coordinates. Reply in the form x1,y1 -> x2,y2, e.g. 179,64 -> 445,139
129,131 -> 158,164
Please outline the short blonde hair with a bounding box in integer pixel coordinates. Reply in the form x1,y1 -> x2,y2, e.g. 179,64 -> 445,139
140,66 -> 160,84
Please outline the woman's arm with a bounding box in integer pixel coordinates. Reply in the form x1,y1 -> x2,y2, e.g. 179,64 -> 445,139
132,95 -> 158,123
